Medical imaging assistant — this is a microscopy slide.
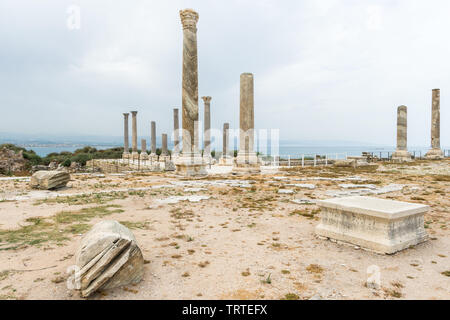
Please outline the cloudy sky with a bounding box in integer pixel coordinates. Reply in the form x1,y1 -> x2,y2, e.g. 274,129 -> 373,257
0,0 -> 449,146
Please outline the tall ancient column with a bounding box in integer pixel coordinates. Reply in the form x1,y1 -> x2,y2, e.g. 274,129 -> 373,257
219,123 -> 231,166
233,73 -> 260,173
392,105 -> 411,162
122,113 -> 130,159
180,9 -> 199,156
131,111 -> 138,159
173,108 -> 180,157
161,134 -> 168,156
150,121 -> 157,158
223,122 -> 229,155
175,9 -> 206,176
140,139 -> 149,160
202,96 -> 212,158
425,89 -> 444,159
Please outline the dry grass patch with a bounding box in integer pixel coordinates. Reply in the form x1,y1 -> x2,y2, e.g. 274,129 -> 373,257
198,261 -> 210,268
283,293 -> 300,300
34,191 -> 128,206
0,205 -> 123,250
306,264 -> 324,274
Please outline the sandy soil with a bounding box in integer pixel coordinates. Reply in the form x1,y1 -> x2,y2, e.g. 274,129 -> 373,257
0,159 -> 448,300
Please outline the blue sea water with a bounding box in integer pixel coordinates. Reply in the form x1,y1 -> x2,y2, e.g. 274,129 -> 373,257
26,143 -> 442,159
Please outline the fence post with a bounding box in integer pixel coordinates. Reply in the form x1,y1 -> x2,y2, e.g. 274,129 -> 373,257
288,155 -> 291,167
325,154 -> 328,166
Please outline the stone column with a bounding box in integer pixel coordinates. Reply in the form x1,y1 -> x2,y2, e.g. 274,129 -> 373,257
131,111 -> 138,160
425,89 -> 444,159
223,123 -> 229,158
173,108 -> 180,157
392,105 -> 411,162
180,9 -> 199,156
202,96 -> 212,158
219,123 -> 231,166
233,73 -> 260,173
140,139 -> 149,160
175,9 -> 206,176
122,113 -> 130,159
161,134 -> 168,156
150,121 -> 157,160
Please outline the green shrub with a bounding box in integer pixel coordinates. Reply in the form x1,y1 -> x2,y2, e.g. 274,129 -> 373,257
61,159 -> 72,167
70,153 -> 91,166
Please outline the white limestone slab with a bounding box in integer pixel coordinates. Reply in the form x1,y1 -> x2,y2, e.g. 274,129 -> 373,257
339,184 -> 377,189
285,183 -> 316,189
0,177 -> 30,181
326,184 -> 404,197
278,189 -> 295,194
156,195 -> 210,204
315,196 -> 429,254
293,176 -> 367,182
183,187 -> 207,192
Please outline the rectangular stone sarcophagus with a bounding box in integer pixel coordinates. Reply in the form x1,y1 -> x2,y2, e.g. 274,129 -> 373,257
315,196 -> 429,254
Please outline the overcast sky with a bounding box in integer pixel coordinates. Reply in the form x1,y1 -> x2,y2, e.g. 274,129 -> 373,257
0,0 -> 449,146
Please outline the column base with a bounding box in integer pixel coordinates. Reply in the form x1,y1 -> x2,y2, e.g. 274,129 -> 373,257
171,152 -> 180,159
174,153 -> 207,177
161,157 -> 176,171
131,152 -> 140,161
232,152 -> 261,174
425,148 -> 444,160
149,154 -> 158,162
202,155 -> 216,165
159,155 -> 170,163
391,150 -> 412,162
122,153 -> 130,160
218,157 -> 233,166
140,153 -> 149,161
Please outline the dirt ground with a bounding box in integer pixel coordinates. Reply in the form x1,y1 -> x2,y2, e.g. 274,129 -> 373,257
0,159 -> 448,300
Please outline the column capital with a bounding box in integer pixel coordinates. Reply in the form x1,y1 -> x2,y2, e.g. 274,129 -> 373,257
131,111 -> 138,115
398,105 -> 407,111
123,112 -> 129,118
180,9 -> 199,30
201,96 -> 212,103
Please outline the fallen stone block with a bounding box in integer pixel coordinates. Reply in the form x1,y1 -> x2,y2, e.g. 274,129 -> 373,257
315,196 -> 428,254
333,159 -> 356,167
73,220 -> 144,298
30,170 -> 70,190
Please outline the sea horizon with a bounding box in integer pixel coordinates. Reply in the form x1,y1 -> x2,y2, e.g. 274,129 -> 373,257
9,142 -> 447,158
